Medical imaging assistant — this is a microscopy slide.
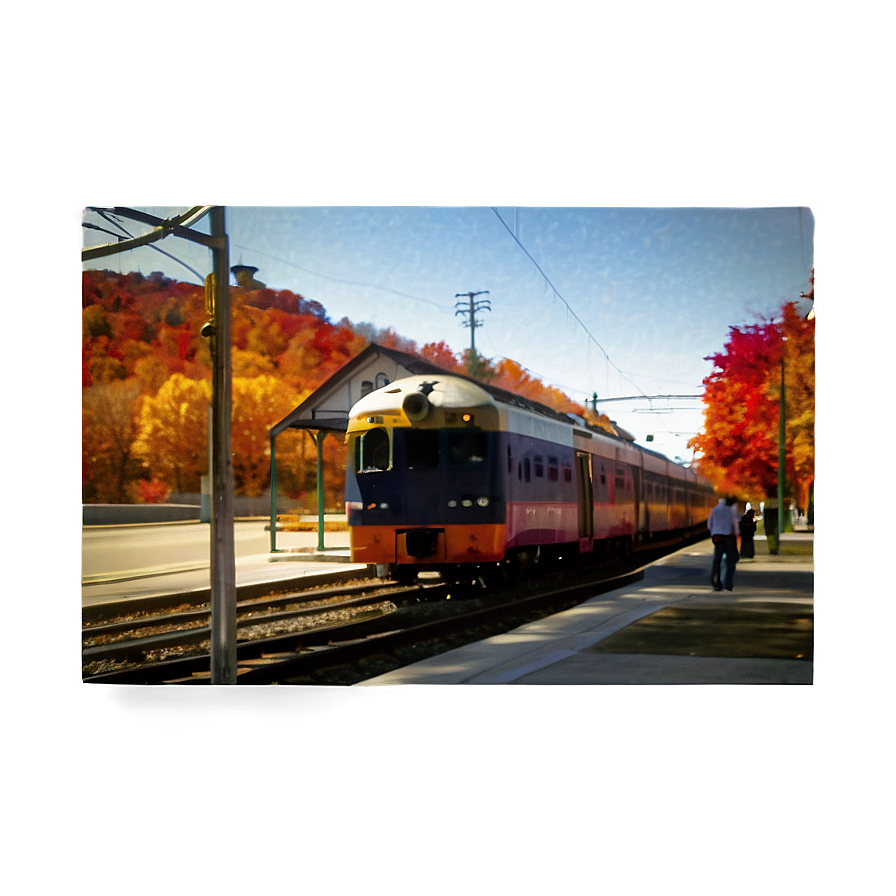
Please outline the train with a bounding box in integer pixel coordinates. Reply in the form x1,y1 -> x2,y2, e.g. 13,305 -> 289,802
345,373 -> 716,583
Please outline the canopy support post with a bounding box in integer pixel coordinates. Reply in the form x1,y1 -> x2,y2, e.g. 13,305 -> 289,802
312,430 -> 327,552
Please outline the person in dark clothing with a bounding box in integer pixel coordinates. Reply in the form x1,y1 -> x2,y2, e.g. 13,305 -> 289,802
708,496 -> 739,591
739,507 -> 758,559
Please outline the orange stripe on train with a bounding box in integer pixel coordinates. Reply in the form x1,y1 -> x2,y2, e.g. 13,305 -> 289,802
350,524 -> 508,565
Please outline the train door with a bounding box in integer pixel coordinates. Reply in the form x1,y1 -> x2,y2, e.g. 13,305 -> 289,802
633,463 -> 641,537
575,451 -> 594,539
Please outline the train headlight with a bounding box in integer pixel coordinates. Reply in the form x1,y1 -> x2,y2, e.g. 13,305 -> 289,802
477,497 -> 490,507
403,392 -> 431,422
448,500 -> 458,508
462,499 -> 473,507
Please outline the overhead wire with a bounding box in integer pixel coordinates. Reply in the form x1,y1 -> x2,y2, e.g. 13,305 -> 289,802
83,210 -> 207,284
229,241 -> 448,312
490,206 -> 688,431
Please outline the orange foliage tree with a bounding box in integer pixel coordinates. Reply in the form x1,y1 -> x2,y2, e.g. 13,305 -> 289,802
690,298 -> 815,509
231,376 -> 303,497
419,341 -> 464,371
488,358 -> 617,434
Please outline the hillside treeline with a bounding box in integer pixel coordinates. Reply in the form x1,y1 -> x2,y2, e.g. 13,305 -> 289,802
82,270 -> 610,508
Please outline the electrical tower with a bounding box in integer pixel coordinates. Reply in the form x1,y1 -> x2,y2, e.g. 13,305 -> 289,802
454,290 -> 491,358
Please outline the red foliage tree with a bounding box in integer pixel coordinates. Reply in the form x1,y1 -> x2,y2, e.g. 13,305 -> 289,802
690,297 -> 815,509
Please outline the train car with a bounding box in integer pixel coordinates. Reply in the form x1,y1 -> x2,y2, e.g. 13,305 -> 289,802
345,374 -> 715,582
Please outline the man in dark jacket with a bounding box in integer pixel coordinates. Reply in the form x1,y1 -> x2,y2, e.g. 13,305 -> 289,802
708,496 -> 739,591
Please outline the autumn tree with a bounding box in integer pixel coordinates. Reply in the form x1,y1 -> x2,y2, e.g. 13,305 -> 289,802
419,341 -> 463,372
132,373 -> 211,493
82,379 -> 144,502
690,298 -> 815,510
230,375 -> 303,496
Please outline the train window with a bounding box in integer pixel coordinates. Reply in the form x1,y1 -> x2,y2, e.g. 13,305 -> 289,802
507,444 -> 512,473
448,431 -> 487,466
403,430 -> 439,469
355,427 -> 390,473
534,455 -> 544,478
548,456 -> 559,482
600,464 -> 607,486
523,458 -> 531,482
563,465 -> 572,483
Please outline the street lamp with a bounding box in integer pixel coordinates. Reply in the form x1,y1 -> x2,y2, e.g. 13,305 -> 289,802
772,335 -> 788,554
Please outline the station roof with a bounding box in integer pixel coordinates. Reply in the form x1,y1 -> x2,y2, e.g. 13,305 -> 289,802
269,343 -> 449,439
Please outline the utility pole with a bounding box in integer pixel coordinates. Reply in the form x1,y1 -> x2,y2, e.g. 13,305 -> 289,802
83,207 -> 238,683
455,291 -> 490,375
208,207 -> 237,683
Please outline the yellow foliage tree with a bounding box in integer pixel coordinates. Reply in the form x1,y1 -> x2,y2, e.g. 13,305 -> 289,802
231,375 -> 303,496
133,373 -> 211,493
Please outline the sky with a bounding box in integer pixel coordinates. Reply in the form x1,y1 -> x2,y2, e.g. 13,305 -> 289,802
83,205 -> 814,464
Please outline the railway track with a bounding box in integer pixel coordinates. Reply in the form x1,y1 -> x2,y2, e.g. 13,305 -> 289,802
83,536 -> 703,684
82,577 -> 417,680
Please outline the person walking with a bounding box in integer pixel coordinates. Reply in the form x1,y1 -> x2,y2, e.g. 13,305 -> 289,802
739,506 -> 758,559
708,496 -> 740,591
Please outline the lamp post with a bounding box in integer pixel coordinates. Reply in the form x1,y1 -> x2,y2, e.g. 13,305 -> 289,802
773,335 -> 788,554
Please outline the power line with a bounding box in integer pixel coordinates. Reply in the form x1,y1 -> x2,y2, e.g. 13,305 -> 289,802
229,241 -> 448,311
489,208 -> 702,446
597,394 -> 702,403
490,207 -> 648,399
83,209 -> 207,283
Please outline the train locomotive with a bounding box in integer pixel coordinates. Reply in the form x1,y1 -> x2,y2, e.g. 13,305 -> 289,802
345,373 -> 716,583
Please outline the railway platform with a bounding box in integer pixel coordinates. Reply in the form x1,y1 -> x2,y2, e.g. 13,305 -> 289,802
359,532 -> 814,685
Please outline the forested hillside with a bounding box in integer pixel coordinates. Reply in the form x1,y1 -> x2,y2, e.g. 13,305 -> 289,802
82,270 -> 611,508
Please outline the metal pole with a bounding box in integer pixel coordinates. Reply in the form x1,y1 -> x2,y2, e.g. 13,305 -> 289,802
315,431 -> 326,552
269,434 -> 279,553
777,338 -> 787,543
201,403 -> 212,524
208,207 -> 237,684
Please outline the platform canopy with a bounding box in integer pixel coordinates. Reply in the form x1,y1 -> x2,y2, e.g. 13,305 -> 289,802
269,342 -> 451,439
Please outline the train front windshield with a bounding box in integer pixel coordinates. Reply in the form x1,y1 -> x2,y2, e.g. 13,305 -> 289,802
352,428 -> 490,475
354,426 -> 391,473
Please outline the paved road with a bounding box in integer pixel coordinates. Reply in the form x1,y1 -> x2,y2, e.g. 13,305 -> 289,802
81,520 -> 360,607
